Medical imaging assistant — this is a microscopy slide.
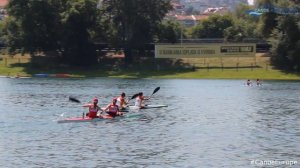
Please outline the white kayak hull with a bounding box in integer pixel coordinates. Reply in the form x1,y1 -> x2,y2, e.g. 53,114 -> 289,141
128,104 -> 168,110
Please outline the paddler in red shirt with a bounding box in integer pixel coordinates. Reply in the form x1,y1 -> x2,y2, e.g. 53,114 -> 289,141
103,98 -> 123,117
117,92 -> 127,110
83,97 -> 103,118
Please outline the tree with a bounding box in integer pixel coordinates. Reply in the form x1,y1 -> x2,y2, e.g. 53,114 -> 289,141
269,15 -> 300,70
224,24 -> 246,42
5,0 -> 99,66
60,0 -> 99,65
257,13 -> 277,38
100,0 -> 172,65
260,0 -> 300,70
5,0 -> 62,54
234,3 -> 257,21
0,20 -> 7,45
224,4 -> 259,42
255,0 -> 296,38
191,14 -> 234,38
156,20 -> 182,43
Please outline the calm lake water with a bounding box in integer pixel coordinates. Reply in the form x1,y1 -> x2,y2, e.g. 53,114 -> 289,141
0,77 -> 299,167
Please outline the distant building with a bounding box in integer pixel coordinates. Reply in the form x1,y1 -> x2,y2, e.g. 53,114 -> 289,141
0,0 -> 8,20
172,1 -> 185,11
0,0 -> 8,7
170,0 -> 185,16
168,0 -> 210,27
180,0 -> 248,12
203,7 -> 229,15
175,14 -> 209,27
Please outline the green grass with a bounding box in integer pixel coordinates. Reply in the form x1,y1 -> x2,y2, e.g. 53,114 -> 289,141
151,68 -> 300,80
0,63 -> 28,77
0,54 -> 300,80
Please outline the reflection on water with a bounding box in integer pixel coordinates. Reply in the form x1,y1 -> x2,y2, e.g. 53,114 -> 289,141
0,78 -> 299,167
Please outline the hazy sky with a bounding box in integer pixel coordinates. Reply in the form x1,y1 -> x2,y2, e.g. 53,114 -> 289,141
248,0 -> 254,5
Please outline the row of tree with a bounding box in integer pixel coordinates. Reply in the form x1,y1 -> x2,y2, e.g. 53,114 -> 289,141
2,0 -> 172,66
1,0 -> 300,70
263,0 -> 300,70
190,0 -> 300,70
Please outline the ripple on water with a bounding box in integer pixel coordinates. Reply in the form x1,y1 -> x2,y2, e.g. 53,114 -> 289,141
0,79 -> 300,167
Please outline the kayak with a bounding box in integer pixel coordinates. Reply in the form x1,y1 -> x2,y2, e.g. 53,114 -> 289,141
55,74 -> 71,78
9,76 -> 31,79
57,115 -> 113,123
128,104 -> 168,110
101,108 -> 129,112
57,113 -> 141,124
34,74 -> 49,77
0,76 -> 31,79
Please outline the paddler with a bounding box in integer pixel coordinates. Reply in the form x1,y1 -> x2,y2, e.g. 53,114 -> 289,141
134,92 -> 149,108
103,98 -> 123,117
246,79 -> 252,86
83,97 -> 103,118
256,78 -> 262,86
117,92 -> 127,110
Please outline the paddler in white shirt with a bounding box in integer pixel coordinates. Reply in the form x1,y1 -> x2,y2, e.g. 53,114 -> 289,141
134,92 -> 149,108
117,92 -> 128,110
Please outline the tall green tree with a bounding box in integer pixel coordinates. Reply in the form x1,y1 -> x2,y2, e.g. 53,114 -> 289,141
5,0 -> 99,66
156,20 -> 182,43
0,20 -> 6,45
269,16 -> 300,70
60,0 -> 99,65
267,0 -> 300,70
256,0 -> 277,38
101,0 -> 172,64
191,14 -> 234,38
224,4 -> 259,42
5,0 -> 62,53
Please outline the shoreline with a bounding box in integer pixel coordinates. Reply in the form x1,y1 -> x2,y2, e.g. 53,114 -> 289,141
0,69 -> 300,80
1,53 -> 300,80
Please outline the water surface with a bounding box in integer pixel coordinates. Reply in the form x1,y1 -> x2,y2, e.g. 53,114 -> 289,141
0,78 -> 299,167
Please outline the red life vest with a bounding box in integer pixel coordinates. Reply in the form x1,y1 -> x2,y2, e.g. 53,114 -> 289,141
108,104 -> 119,113
88,105 -> 99,118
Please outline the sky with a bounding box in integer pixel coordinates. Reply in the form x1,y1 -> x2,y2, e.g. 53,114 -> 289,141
248,0 -> 254,5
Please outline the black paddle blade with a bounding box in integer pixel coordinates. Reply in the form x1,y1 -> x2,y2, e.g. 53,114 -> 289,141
69,96 -> 81,103
131,93 -> 139,100
152,87 -> 160,95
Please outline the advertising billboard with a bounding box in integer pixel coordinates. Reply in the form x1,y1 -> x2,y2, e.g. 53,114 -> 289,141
155,43 -> 256,58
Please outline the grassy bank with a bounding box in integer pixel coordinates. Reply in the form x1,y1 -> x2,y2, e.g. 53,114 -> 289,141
0,53 -> 300,80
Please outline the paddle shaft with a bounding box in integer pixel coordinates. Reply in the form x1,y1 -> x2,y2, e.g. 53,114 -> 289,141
148,87 -> 160,99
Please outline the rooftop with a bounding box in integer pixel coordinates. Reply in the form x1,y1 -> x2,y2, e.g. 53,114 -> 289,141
175,14 -> 209,21
0,0 -> 8,7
